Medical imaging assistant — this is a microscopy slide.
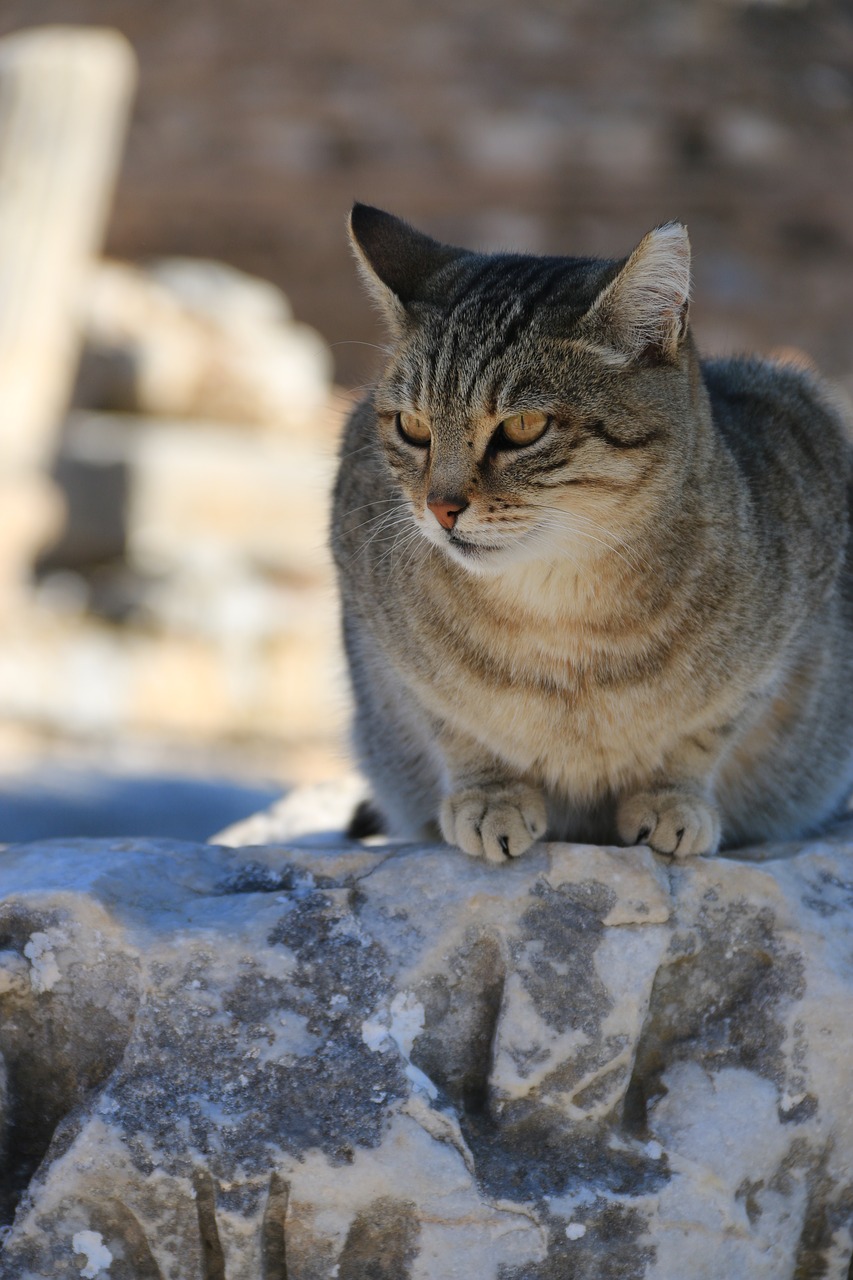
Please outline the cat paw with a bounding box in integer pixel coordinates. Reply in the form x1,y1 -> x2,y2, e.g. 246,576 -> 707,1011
617,788 -> 720,858
440,783 -> 547,863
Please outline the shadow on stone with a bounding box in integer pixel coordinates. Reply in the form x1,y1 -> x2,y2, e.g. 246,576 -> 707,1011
622,899 -> 807,1140
82,1198 -> 164,1280
261,1172 -> 290,1280
194,1170 -> 226,1280
0,903 -> 140,1224
410,932 -> 505,1118
337,1196 -> 420,1280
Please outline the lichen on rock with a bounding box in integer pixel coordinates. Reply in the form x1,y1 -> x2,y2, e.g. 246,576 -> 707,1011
1,805 -> 853,1277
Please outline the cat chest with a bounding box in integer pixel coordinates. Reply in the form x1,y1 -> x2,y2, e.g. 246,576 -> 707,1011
413,640 -> 687,793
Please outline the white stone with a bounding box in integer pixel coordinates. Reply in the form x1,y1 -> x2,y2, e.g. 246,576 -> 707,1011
23,929 -> 63,994
80,257 -> 332,428
0,798 -> 852,1277
71,1230 -> 112,1277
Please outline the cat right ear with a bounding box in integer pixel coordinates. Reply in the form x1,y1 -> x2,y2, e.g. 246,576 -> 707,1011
582,223 -> 691,363
348,204 -> 462,333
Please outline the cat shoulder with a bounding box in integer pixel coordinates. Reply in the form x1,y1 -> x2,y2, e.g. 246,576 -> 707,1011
702,352 -> 852,433
701,351 -> 853,475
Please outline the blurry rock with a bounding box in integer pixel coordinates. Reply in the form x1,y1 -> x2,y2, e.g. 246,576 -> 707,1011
213,774 -> 368,846
3,821 -> 853,1276
459,112 -> 564,178
38,416 -> 129,571
46,409 -> 336,581
0,598 -> 343,758
6,398 -> 347,774
0,476 -> 64,602
712,110 -> 792,166
576,114 -> 665,181
78,258 -> 333,428
147,257 -> 290,328
124,415 -> 335,580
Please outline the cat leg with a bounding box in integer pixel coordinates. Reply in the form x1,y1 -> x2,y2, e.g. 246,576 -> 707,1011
438,734 -> 547,863
346,632 -> 444,839
355,705 -> 443,840
616,728 -> 727,858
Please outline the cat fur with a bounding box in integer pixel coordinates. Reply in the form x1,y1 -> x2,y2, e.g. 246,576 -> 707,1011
331,204 -> 853,861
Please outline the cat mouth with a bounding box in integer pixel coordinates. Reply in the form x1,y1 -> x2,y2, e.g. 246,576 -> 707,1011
446,533 -> 502,557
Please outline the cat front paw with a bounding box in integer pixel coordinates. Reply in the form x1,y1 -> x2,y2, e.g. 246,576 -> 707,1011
440,783 -> 547,863
617,788 -> 720,858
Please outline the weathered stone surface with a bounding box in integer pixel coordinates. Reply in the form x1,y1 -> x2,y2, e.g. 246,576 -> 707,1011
2,806 -> 853,1277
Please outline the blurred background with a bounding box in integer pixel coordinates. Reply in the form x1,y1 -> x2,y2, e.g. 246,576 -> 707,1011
0,0 -> 850,840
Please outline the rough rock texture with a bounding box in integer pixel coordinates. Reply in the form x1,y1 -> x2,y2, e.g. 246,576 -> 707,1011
2,802 -> 853,1277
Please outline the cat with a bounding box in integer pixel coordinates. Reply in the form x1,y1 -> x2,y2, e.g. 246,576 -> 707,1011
331,203 -> 853,861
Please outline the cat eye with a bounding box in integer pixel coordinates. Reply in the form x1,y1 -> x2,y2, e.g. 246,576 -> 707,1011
396,411 -> 431,447
495,410 -> 550,449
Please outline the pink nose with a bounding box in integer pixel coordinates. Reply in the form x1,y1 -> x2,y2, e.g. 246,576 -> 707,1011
427,496 -> 468,530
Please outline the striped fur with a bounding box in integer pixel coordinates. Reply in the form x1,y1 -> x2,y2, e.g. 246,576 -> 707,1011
332,205 -> 853,860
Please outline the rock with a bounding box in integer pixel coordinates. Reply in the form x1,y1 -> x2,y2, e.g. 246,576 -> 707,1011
2,803 -> 853,1277
23,398 -> 348,776
77,258 -> 332,429
145,258 -> 292,330
212,774 -> 368,846
45,409 -> 338,581
0,475 -> 65,617
0,606 -> 344,765
21,404 -> 346,774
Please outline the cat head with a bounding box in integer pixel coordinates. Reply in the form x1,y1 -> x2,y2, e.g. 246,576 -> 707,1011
349,204 -> 697,575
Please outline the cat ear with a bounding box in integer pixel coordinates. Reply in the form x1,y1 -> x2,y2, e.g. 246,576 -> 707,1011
583,223 -> 691,362
348,204 -> 463,332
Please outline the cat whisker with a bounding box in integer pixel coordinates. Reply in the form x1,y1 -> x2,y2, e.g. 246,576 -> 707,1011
345,497 -> 409,526
344,515 -> 409,550
530,518 -> 586,576
339,442 -> 381,462
375,526 -> 425,574
359,514 -> 414,551
536,504 -> 648,573
536,512 -> 640,575
343,505 -> 414,560
330,340 -> 393,355
401,532 -> 431,574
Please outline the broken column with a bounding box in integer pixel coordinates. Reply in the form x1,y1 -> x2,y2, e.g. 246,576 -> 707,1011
0,26 -> 136,620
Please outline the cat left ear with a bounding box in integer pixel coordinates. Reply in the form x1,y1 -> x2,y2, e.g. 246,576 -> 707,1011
348,204 -> 463,333
583,223 -> 691,362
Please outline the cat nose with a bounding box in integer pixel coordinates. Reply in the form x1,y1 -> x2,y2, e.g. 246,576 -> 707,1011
427,495 -> 468,530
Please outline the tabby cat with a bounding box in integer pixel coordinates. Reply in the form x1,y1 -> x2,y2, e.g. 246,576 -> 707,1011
331,203 -> 853,861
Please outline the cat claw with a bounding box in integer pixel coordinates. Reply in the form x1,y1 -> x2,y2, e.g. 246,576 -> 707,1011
617,788 -> 720,858
440,783 -> 547,863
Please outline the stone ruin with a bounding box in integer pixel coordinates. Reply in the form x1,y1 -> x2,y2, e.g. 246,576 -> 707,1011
0,25 -> 342,785
2,23 -> 853,1280
1,786 -> 853,1277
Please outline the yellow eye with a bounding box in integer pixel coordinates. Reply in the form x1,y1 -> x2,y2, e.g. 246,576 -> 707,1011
499,410 -> 550,447
397,411 -> 431,447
